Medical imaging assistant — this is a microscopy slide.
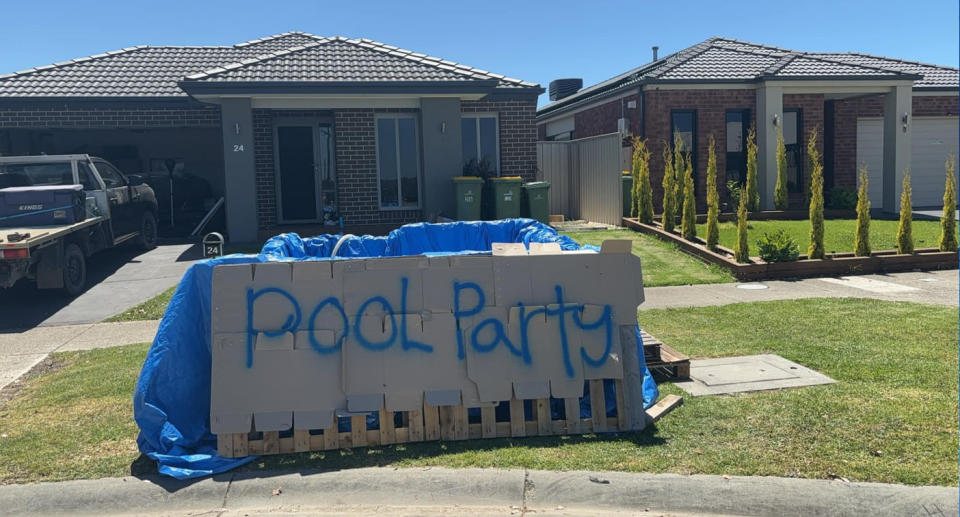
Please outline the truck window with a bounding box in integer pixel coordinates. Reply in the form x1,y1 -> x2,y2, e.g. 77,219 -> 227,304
77,162 -> 100,190
95,161 -> 127,188
0,162 -> 74,188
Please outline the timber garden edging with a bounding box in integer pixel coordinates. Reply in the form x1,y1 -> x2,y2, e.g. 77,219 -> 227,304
622,217 -> 959,281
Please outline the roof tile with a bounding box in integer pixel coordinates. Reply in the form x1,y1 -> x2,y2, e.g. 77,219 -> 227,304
539,36 -> 957,116
0,32 -> 538,98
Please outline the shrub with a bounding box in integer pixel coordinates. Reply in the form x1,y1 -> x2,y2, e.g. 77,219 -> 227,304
756,230 -> 800,262
681,158 -> 697,240
661,141 -> 676,232
940,155 -> 958,252
632,138 -> 654,224
854,165 -> 871,257
734,194 -> 750,263
705,135 -> 720,249
726,180 -> 742,212
826,186 -> 858,210
807,128 -> 825,259
774,127 -> 788,210
745,124 -> 759,211
897,170 -> 914,254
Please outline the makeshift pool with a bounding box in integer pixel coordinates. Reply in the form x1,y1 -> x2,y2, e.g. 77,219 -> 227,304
133,219 -> 658,479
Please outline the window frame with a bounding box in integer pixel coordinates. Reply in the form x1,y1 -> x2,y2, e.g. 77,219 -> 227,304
374,113 -> 422,211
724,109 -> 751,183
670,109 -> 698,188
461,113 -> 500,177
783,107 -> 804,192
91,159 -> 128,189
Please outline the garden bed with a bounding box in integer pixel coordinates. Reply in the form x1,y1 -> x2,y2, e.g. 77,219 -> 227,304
623,217 -> 958,281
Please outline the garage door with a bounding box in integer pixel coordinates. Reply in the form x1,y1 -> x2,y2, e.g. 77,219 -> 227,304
856,117 -> 960,209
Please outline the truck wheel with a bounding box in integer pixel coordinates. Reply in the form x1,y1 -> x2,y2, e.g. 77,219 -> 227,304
137,211 -> 158,250
62,243 -> 86,297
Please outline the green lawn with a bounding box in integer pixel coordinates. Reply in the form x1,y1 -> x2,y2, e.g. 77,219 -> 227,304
697,218 -> 942,254
2,298 -> 956,486
105,286 -> 175,322
562,229 -> 733,286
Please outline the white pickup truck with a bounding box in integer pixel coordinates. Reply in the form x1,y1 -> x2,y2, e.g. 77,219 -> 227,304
0,154 -> 159,296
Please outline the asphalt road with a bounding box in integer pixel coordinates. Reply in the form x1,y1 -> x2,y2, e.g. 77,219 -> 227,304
0,242 -> 199,330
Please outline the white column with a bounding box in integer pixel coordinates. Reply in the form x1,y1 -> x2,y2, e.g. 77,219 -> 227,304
882,85 -> 912,212
756,85 -> 783,210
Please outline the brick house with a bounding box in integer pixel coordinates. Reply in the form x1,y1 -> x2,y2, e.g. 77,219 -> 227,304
537,38 -> 959,212
0,32 -> 542,242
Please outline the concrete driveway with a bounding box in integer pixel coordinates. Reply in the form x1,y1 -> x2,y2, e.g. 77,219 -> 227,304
0,242 -> 199,330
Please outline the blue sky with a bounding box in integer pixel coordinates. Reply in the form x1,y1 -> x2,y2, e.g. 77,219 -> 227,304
1,0 -> 957,107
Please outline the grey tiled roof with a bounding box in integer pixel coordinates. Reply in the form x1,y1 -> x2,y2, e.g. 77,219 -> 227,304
0,31 -> 537,98
183,37 -> 535,87
806,52 -> 959,88
539,37 -> 958,116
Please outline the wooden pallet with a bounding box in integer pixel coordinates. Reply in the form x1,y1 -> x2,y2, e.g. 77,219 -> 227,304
644,336 -> 690,381
217,378 -> 636,458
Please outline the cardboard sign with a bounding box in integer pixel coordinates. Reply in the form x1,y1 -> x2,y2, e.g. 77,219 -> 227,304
210,241 -> 644,434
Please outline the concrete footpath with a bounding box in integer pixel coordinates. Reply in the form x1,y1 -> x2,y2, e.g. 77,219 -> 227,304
0,467 -> 956,516
0,320 -> 159,390
642,269 -> 959,310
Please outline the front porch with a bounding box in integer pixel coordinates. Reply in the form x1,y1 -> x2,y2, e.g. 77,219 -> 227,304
756,80 -> 914,212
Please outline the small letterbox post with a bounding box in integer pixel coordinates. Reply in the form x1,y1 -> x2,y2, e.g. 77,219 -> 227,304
203,232 -> 225,258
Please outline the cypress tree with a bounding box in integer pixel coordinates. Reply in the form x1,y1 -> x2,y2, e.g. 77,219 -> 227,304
661,142 -> 676,232
705,135 -> 720,249
745,124 -> 759,211
774,127 -> 789,210
939,155 -> 958,252
681,156 -> 697,240
630,137 -> 640,218
807,129 -> 825,259
806,126 -> 821,202
734,193 -> 750,263
853,164 -> 871,257
634,139 -> 654,224
897,170 -> 914,254
673,133 -> 686,214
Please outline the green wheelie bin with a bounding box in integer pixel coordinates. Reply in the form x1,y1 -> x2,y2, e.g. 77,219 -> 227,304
452,176 -> 484,220
488,176 -> 523,219
521,181 -> 551,223
622,172 -> 633,217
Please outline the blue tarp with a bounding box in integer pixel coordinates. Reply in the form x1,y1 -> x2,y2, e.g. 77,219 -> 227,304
133,219 -> 659,480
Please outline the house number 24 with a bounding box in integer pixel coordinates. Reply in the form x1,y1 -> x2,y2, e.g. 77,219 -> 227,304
233,144 -> 245,152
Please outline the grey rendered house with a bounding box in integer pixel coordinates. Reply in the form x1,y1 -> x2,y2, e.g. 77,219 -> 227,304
0,32 -> 542,242
537,37 -> 959,212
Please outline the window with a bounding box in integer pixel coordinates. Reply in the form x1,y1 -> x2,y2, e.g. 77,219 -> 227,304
0,162 -> 72,188
77,162 -> 100,190
671,110 -> 697,185
376,115 -> 420,208
545,131 -> 572,142
783,108 -> 803,192
461,114 -> 499,176
725,110 -> 750,183
94,160 -> 127,189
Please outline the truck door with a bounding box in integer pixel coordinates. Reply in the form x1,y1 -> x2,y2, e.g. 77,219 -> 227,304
93,160 -> 136,238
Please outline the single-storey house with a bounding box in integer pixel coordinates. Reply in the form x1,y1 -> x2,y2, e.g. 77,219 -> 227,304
0,32 -> 543,242
536,37 -> 959,212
